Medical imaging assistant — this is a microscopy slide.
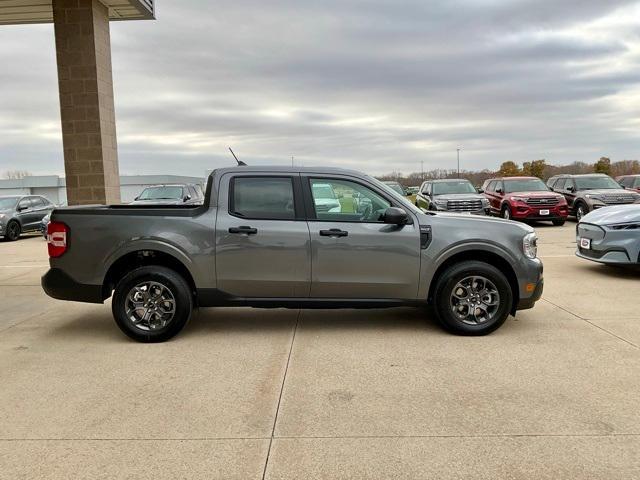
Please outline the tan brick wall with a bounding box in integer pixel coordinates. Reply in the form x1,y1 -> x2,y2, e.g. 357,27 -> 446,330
53,0 -> 121,205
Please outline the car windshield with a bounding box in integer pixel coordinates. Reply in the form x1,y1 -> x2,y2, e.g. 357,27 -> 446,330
312,184 -> 336,199
433,181 -> 476,195
575,176 -> 621,190
384,183 -> 405,195
138,186 -> 183,200
0,197 -> 19,209
371,177 -> 423,215
504,178 -> 549,193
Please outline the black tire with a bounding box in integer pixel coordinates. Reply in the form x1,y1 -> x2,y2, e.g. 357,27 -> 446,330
112,266 -> 193,343
575,202 -> 588,221
5,221 -> 21,241
501,204 -> 512,220
433,261 -> 513,335
552,219 -> 565,226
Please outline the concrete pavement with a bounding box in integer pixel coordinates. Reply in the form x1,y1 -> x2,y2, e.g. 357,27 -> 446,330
1,225 -> 638,479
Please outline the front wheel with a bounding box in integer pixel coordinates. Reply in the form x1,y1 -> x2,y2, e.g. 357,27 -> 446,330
433,261 -> 513,335
112,266 -> 193,342
575,203 -> 588,221
5,221 -> 21,241
501,204 -> 511,220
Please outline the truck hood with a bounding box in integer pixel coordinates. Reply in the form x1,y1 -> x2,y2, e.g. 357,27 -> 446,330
422,210 -> 533,234
581,204 -> 640,225
506,191 -> 562,198
433,193 -> 485,201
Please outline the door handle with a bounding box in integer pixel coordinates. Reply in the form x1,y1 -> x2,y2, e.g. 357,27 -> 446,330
229,226 -> 258,235
320,228 -> 348,237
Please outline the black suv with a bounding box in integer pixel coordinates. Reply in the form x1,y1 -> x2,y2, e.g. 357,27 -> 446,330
547,174 -> 639,220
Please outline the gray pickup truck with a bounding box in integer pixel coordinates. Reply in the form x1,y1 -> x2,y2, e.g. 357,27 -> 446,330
42,166 -> 543,342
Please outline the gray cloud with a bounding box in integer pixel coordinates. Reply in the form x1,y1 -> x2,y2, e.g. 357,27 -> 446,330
1,0 -> 640,177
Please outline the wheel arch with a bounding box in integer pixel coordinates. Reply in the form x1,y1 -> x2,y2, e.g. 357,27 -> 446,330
103,250 -> 196,300
427,249 -> 519,314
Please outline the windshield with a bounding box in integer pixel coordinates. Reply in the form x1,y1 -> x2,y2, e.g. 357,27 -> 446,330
384,183 -> 405,195
433,181 -> 476,195
504,178 -> 549,193
312,184 -> 336,199
138,186 -> 184,200
575,176 -> 621,190
0,197 -> 19,209
371,177 -> 423,215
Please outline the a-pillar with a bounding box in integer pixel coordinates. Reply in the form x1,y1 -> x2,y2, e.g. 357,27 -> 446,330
52,0 -> 121,205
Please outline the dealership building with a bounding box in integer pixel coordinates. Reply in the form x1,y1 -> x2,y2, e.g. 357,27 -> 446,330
0,174 -> 204,204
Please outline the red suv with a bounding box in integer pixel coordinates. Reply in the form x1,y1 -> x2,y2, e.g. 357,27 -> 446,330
481,176 -> 569,226
616,174 -> 640,193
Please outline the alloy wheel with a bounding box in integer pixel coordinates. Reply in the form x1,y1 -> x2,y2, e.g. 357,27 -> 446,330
6,222 -> 20,241
125,281 -> 176,331
449,275 -> 501,325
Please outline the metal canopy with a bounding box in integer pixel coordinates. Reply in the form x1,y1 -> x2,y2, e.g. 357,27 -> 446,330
0,0 -> 154,25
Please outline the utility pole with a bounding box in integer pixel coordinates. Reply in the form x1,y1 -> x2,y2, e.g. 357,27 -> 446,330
291,156 -> 294,167
457,148 -> 461,177
421,160 -> 424,181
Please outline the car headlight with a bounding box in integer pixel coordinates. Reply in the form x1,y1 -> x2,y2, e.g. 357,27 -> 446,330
434,199 -> 448,206
511,196 -> 528,202
606,222 -> 640,230
0,213 -> 6,220
523,232 -> 538,259
481,198 -> 489,206
584,194 -> 603,201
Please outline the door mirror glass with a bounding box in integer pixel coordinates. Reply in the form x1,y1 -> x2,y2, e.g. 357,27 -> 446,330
382,207 -> 409,225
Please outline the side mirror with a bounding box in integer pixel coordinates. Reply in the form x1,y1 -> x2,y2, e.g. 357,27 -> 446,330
567,186 -> 575,192
382,207 -> 409,225
183,195 -> 192,202
477,189 -> 484,193
496,188 -> 503,194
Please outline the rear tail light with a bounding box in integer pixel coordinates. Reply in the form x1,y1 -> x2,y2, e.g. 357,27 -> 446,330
47,221 -> 69,258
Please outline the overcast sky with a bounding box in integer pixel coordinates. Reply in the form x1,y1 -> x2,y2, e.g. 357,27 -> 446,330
1,0 -> 640,177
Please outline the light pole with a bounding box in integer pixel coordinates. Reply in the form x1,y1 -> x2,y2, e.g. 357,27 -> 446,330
456,148 -> 461,177
421,160 -> 424,182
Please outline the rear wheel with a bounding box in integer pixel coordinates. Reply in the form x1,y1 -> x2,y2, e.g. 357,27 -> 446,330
433,261 -> 513,335
112,266 -> 193,342
5,221 -> 20,241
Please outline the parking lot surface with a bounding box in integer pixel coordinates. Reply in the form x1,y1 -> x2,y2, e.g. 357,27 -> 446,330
1,223 -> 639,479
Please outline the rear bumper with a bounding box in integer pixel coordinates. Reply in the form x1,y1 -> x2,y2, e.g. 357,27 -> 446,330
42,268 -> 104,303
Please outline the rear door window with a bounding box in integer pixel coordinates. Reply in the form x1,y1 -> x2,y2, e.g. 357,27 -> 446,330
30,197 -> 45,208
230,177 -> 295,220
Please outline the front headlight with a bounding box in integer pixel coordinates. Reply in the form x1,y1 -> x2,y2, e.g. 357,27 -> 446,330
0,213 -> 6,220
434,199 -> 448,206
523,232 -> 538,259
481,198 -> 489,207
584,194 -> 603,201
511,196 -> 528,202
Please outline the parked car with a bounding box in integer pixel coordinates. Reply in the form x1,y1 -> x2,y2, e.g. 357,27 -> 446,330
415,179 -> 490,215
311,182 -> 342,213
40,212 -> 51,238
42,166 -> 543,342
576,204 -> 640,265
382,181 -> 406,196
547,174 -> 640,220
482,177 -> 568,225
0,195 -> 54,241
130,184 -> 204,205
615,174 -> 640,193
406,186 -> 420,195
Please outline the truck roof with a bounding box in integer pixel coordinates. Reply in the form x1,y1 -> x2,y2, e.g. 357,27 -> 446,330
210,165 -> 366,177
